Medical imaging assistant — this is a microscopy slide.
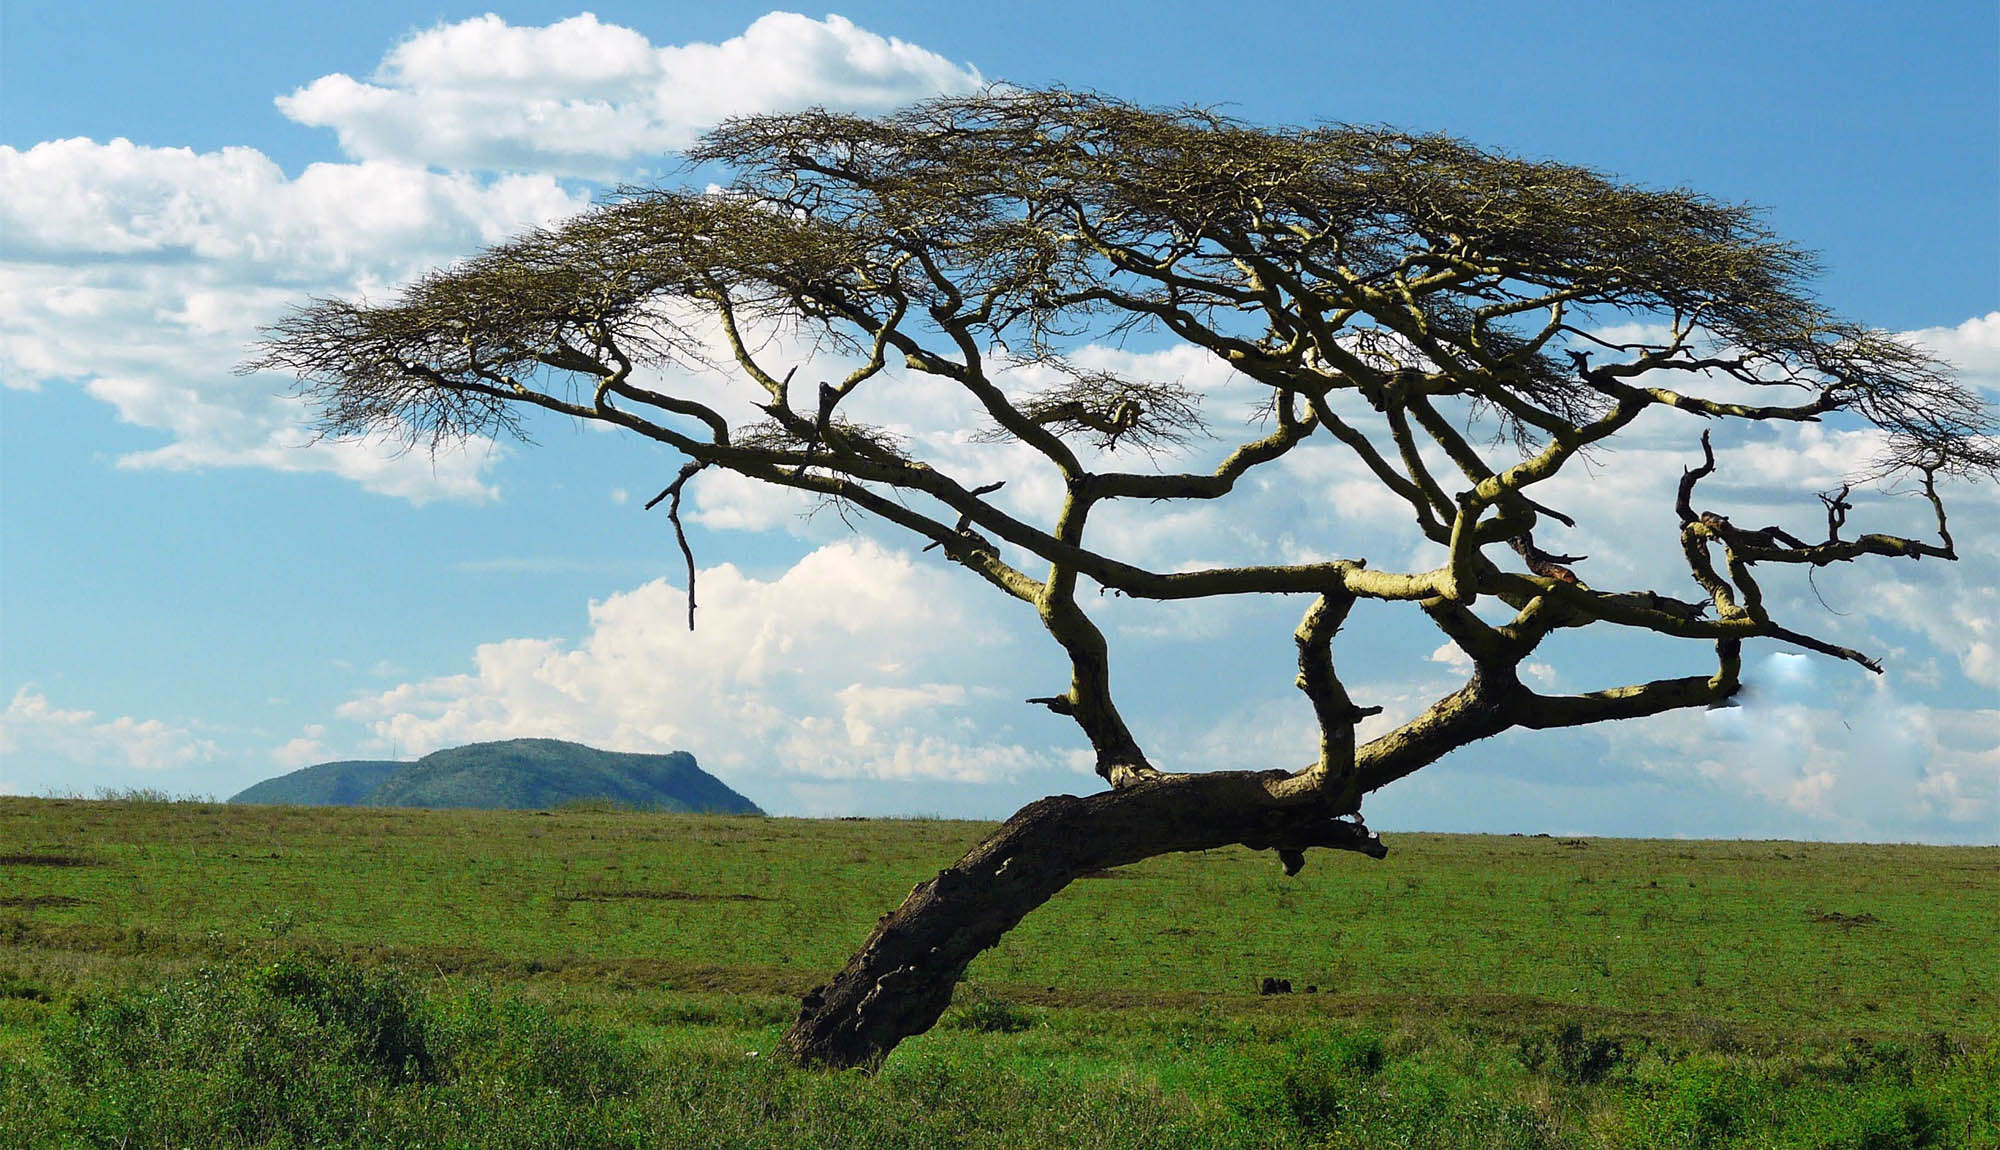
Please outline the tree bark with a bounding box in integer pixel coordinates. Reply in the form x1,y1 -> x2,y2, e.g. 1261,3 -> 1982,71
780,770 -> 1386,1070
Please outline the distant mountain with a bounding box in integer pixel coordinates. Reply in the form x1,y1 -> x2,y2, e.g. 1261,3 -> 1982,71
230,739 -> 762,815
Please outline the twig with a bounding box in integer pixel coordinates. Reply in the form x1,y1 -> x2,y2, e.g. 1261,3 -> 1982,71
646,460 -> 711,630
921,480 -> 1007,552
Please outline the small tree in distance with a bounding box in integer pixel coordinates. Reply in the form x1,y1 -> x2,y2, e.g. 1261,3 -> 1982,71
255,89 -> 1993,1070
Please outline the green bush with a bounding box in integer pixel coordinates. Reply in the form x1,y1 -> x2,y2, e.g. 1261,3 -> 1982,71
9,956 -> 1992,1149
1838,1039 -> 1919,1088
1553,1022 -> 1625,1086
1834,1091 -> 1946,1149
1640,1060 -> 1759,1148
254,954 -> 436,1082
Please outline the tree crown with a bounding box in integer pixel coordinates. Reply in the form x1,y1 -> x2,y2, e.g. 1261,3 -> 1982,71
254,87 -> 1991,810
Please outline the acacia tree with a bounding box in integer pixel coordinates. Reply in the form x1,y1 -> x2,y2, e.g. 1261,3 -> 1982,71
256,89 -> 1993,1070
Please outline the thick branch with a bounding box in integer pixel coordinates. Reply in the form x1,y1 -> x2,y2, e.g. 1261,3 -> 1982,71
783,772 -> 1385,1070
1516,640 -> 1743,728
1350,673 -> 1517,795
1294,592 -> 1379,789
1084,397 -> 1319,501
1351,637 -> 1745,796
1037,485 -> 1152,784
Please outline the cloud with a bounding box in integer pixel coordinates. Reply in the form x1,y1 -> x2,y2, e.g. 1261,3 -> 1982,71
276,12 -> 984,175
1602,667 -> 1998,839
1170,697 -> 1317,773
688,466 -> 822,532
272,725 -> 331,769
335,540 -> 1076,786
1907,311 -> 2000,395
0,687 -> 217,772
1,137 -> 588,500
1865,566 -> 2000,689
0,137 -> 577,266
1428,641 -> 1474,676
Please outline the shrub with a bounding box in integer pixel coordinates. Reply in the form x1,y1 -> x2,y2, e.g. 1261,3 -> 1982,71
1835,1091 -> 1946,1149
1642,1060 -> 1757,1148
1838,1039 -> 1918,1088
1552,1022 -> 1625,1086
254,953 -> 436,1083
51,965 -> 385,1146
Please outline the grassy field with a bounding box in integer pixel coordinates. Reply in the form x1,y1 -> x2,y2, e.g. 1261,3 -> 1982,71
1,796 -> 1994,1147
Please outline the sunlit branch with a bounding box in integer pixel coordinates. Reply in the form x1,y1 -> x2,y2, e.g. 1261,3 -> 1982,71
1293,592 -> 1380,792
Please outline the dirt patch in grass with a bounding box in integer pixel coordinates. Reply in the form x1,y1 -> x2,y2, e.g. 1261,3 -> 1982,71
386,948 -> 815,995
0,895 -> 90,909
1808,910 -> 1884,930
566,889 -> 772,903
0,854 -> 100,867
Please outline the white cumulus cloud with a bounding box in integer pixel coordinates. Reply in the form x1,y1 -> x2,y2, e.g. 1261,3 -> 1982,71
1606,671 -> 1998,840
272,724 -> 333,769
0,687 -> 218,773
334,540 -> 1074,787
0,138 -> 587,500
1907,310 -> 2000,396
276,12 -> 984,175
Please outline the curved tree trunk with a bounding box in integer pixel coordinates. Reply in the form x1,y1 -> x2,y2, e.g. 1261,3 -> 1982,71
780,770 -> 1387,1070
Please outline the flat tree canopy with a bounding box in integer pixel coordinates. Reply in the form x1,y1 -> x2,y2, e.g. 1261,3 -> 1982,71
255,88 -> 1994,1069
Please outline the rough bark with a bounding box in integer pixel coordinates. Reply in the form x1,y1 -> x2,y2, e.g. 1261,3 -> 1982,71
780,770 -> 1385,1070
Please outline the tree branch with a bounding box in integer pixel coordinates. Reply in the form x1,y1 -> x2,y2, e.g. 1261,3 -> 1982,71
1294,592 -> 1380,791
644,461 -> 710,630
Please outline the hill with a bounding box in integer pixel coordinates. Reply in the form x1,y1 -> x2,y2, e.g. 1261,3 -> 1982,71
227,759 -> 408,806
229,738 -> 761,814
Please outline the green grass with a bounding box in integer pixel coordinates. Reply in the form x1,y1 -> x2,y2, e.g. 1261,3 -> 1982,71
1,797 -> 1994,1147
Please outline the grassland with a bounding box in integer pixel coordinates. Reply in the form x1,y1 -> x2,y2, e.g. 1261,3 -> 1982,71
1,796 -> 1994,1147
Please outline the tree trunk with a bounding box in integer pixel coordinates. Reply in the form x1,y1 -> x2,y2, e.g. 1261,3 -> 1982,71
780,770 -> 1387,1070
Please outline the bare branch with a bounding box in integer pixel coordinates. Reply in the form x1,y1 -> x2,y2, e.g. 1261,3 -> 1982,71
644,461 -> 710,630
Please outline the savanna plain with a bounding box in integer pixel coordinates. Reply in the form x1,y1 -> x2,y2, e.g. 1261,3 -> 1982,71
0,796 -> 1994,1148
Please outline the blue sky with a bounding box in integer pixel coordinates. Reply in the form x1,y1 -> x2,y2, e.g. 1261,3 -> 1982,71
2,2 -> 1995,839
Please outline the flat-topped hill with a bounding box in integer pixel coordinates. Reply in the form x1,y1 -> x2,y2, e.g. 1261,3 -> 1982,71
229,738 -> 761,814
